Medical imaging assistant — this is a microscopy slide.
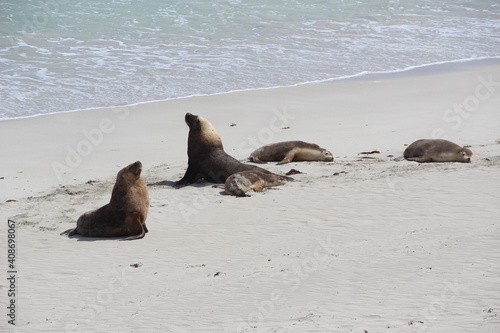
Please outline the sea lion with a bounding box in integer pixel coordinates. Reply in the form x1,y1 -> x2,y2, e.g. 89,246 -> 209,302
224,170 -> 290,197
176,113 -> 274,187
404,139 -> 472,163
61,161 -> 149,240
249,141 -> 334,164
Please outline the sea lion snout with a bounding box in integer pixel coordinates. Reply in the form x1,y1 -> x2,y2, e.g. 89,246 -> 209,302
461,149 -> 472,163
129,161 -> 143,175
322,150 -> 334,161
185,113 -> 201,129
185,112 -> 196,122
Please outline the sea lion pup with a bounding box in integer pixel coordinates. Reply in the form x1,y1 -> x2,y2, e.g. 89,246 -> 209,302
224,170 -> 290,197
404,139 -> 472,163
61,161 -> 149,240
249,141 -> 334,164
176,113 -> 273,187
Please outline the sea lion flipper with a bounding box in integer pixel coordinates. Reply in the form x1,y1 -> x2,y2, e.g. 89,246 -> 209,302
176,165 -> 203,187
250,156 -> 266,164
277,149 -> 299,165
405,156 -> 428,163
121,225 -> 146,241
121,231 -> 145,241
276,154 -> 294,165
60,228 -> 78,237
120,212 -> 147,241
253,183 -> 264,192
175,175 -> 194,188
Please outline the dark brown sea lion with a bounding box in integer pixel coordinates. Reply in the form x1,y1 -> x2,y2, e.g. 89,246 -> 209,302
404,139 -> 472,163
61,161 -> 149,240
249,141 -> 334,164
176,113 -> 273,187
224,170 -> 290,197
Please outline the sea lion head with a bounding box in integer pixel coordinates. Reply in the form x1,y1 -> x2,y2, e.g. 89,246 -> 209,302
321,149 -> 334,162
185,113 -> 223,148
117,161 -> 143,182
459,147 -> 473,163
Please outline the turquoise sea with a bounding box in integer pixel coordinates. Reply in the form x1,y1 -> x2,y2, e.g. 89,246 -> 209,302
1,0 -> 499,119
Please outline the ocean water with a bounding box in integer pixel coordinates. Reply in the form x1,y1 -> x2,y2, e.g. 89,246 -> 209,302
1,0 -> 499,120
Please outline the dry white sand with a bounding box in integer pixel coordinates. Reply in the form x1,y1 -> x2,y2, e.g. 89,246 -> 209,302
0,60 -> 499,332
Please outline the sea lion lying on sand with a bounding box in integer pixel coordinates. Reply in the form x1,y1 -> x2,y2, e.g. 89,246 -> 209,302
404,139 -> 472,163
224,170 -> 291,197
249,141 -> 334,164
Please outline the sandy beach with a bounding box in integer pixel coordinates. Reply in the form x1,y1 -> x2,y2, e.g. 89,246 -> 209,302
1,60 -> 499,332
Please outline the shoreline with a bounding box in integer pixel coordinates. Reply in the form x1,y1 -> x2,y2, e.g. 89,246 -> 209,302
1,59 -> 499,202
0,55 -> 499,332
1,56 -> 499,123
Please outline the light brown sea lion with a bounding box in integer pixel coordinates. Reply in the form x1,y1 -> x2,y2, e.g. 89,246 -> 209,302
61,161 -> 149,240
404,139 -> 472,163
249,141 -> 334,164
176,113 -> 275,187
224,170 -> 291,197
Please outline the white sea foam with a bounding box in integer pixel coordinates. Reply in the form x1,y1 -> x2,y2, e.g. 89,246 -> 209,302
0,0 -> 499,120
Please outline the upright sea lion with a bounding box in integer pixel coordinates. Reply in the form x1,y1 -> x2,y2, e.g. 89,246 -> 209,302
61,161 -> 150,240
176,113 -> 274,187
224,170 -> 291,197
249,141 -> 334,164
404,139 -> 472,163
